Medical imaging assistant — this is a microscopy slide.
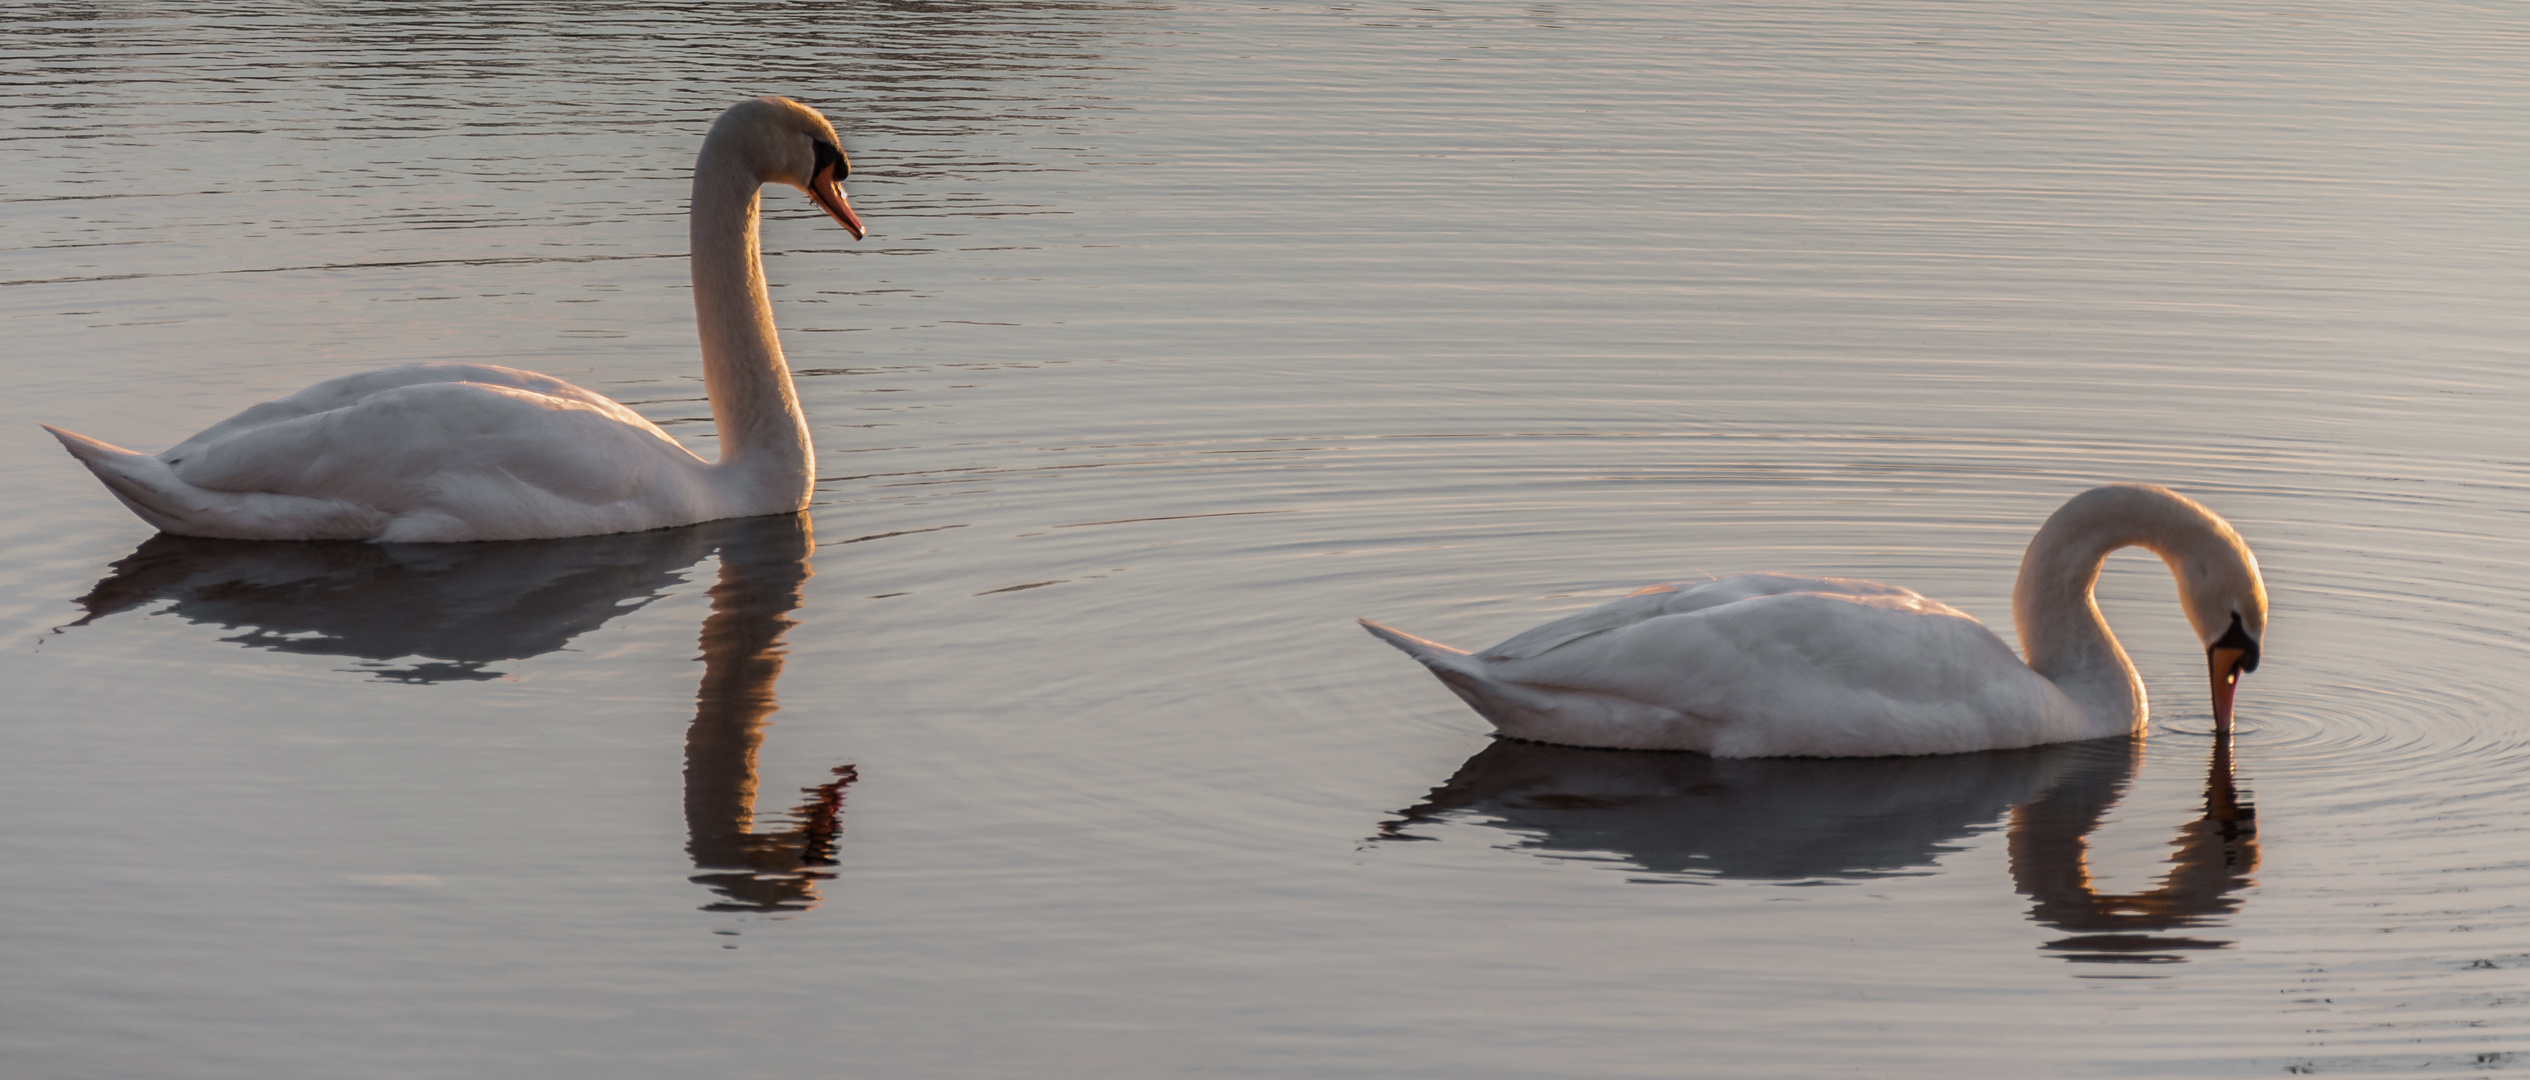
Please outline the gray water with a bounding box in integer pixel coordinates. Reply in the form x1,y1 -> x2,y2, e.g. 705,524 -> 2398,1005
6,2 -> 2530,1076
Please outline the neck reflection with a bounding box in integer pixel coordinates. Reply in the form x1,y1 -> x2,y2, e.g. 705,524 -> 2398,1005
2008,733 -> 2258,964
680,513 -> 857,914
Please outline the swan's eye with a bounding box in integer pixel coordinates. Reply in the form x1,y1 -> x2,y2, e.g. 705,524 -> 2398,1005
812,140 -> 850,181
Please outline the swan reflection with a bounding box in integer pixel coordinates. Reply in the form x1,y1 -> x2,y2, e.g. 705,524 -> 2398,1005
1380,734 -> 2257,963
70,514 -> 852,913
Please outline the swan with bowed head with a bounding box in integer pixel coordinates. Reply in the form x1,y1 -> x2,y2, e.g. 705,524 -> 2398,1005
44,97 -> 863,543
1363,484 -> 2267,758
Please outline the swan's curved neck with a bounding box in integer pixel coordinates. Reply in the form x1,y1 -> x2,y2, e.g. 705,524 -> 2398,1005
2010,486 -> 2229,726
691,139 -> 813,506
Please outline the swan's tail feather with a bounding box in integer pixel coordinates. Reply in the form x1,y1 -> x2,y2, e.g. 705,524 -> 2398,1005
43,423 -> 143,464
1358,617 -> 1479,671
1361,616 -> 1527,719
43,424 -> 195,530
42,423 -> 383,540
1361,616 -> 1709,751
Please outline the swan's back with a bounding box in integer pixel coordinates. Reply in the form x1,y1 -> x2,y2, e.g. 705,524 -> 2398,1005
1366,573 -> 2099,757
50,362 -> 724,542
1478,573 -> 1929,660
161,363 -> 677,463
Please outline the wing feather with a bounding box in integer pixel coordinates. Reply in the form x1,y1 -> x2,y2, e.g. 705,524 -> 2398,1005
162,362 -> 679,463
1480,572 -> 1959,661
170,380 -> 708,515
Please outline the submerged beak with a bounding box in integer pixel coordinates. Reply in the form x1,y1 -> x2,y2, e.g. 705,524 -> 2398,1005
806,159 -> 866,240
2208,646 -> 2250,734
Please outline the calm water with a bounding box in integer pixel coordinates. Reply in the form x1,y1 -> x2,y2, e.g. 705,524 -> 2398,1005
6,2 -> 2530,1076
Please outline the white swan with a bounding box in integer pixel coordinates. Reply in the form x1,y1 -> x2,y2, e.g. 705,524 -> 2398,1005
1361,484 -> 2267,758
42,96 -> 865,542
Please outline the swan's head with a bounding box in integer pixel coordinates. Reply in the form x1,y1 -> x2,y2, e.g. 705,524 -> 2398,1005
711,96 -> 867,240
2169,503 -> 2267,734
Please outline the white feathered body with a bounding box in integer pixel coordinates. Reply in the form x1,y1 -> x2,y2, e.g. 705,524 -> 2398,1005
1363,573 -> 2116,758
45,362 -> 743,542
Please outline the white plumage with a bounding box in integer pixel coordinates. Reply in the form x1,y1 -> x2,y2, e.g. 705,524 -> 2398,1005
1363,484 -> 2268,758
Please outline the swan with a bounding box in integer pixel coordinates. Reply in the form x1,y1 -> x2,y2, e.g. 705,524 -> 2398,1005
41,96 -> 865,542
1360,484 -> 2267,758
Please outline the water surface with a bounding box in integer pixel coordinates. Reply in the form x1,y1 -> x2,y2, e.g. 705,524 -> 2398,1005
6,2 -> 2530,1076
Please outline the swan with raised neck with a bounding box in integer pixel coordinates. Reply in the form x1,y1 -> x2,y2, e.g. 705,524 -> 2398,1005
1361,484 -> 2269,757
42,95 -> 866,542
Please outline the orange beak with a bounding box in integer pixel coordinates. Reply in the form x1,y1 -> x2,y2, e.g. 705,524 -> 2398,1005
2208,646 -> 2250,733
806,159 -> 866,240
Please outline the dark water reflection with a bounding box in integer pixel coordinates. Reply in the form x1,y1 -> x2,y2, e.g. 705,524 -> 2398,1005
679,516 -> 856,914
73,527 -> 735,682
65,514 -> 851,914
2013,735 -> 2259,965
1382,734 -> 2258,964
